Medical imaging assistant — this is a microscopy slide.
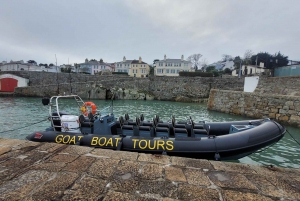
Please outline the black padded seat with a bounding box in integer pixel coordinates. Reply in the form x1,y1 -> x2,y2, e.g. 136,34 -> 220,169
155,127 -> 169,137
156,123 -> 170,128
79,115 -> 93,127
139,126 -> 153,137
174,128 -> 188,138
141,121 -> 154,127
192,129 -> 208,138
174,123 -> 186,128
122,125 -> 135,136
194,124 -> 205,129
127,121 -> 137,126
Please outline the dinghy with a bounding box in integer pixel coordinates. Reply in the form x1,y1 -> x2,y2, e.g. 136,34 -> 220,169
26,95 -> 286,160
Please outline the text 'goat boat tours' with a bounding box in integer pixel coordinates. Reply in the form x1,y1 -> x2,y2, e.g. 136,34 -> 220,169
26,95 -> 286,160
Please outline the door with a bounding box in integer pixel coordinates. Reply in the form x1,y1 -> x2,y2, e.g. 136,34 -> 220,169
0,78 -> 18,92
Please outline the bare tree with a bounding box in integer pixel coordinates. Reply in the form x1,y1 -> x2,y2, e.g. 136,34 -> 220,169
222,54 -> 233,62
187,54 -> 202,70
244,49 -> 253,64
200,58 -> 208,71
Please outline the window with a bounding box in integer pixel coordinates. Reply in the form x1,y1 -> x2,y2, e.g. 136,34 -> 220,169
177,70 -> 180,73
166,69 -> 169,73
184,63 -> 188,67
157,69 -> 163,73
171,69 -> 175,73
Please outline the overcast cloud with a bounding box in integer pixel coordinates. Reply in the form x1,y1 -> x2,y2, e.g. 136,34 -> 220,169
0,0 -> 299,65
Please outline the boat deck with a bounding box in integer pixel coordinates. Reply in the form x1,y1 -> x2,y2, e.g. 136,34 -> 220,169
0,138 -> 299,200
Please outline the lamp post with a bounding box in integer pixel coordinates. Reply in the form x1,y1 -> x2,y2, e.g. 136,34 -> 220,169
238,59 -> 243,78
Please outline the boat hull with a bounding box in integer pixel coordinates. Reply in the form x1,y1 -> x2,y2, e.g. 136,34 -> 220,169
26,121 -> 286,160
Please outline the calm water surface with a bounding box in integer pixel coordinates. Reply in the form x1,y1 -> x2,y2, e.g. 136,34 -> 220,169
0,97 -> 299,168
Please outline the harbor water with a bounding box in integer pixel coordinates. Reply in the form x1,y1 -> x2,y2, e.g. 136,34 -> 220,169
0,96 -> 299,168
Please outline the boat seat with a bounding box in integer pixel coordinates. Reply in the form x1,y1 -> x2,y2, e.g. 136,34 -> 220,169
174,123 -> 186,128
122,125 -> 135,136
174,128 -> 188,138
156,123 -> 170,128
127,121 -> 137,126
79,115 -> 93,127
194,124 -> 205,129
139,126 -> 153,138
192,129 -> 208,138
141,121 -> 154,127
155,127 -> 169,137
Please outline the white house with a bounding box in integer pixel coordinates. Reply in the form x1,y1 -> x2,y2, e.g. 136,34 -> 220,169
154,55 -> 193,76
78,59 -> 113,75
0,60 -> 40,71
115,56 -> 132,73
232,64 -> 266,76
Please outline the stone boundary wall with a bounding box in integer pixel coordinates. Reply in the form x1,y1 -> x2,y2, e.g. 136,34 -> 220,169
2,71 -> 244,101
208,89 -> 300,127
255,76 -> 300,96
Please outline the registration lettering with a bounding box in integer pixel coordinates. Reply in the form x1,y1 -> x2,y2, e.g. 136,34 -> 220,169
55,135 -> 83,144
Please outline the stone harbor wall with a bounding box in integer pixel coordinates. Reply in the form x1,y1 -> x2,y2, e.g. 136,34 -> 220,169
1,71 -> 244,101
255,76 -> 300,96
208,89 -> 300,127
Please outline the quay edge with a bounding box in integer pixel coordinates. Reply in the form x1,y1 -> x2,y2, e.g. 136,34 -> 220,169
0,138 -> 299,200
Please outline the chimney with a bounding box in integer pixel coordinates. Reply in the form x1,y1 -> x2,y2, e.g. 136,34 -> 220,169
139,56 -> 142,63
181,55 -> 184,61
85,58 -> 88,63
123,56 -> 126,62
164,54 -> 166,61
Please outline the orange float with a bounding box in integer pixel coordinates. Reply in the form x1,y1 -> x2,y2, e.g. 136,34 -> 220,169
80,102 -> 97,116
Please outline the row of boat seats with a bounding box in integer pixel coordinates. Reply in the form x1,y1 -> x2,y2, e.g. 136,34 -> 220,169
120,114 -> 209,138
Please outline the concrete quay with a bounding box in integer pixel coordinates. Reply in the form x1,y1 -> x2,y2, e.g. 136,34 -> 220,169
0,138 -> 299,201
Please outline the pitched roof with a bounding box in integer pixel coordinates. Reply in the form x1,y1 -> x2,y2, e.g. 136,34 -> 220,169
131,60 -> 147,64
157,59 -> 191,63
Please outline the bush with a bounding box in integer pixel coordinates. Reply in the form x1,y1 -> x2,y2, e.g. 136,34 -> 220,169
179,71 -> 213,77
112,72 -> 129,75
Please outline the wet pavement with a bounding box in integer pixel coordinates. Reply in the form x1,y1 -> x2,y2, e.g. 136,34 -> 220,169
0,138 -> 299,201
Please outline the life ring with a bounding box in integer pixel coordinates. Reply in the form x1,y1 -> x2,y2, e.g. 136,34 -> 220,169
80,102 -> 97,116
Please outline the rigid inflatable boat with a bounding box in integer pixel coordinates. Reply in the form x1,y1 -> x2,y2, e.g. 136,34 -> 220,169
26,95 -> 286,160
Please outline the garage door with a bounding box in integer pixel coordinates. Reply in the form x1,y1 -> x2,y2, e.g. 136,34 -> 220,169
0,78 -> 18,92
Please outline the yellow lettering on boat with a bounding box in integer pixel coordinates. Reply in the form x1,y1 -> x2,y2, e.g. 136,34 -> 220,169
91,137 -> 98,145
132,139 -> 139,148
166,140 -> 174,150
148,140 -> 156,150
139,140 -> 147,149
62,135 -> 70,144
99,137 -> 107,146
78,136 -> 84,141
69,136 -> 76,144
157,140 -> 165,150
55,135 -> 63,143
106,137 -> 113,146
115,138 -> 121,147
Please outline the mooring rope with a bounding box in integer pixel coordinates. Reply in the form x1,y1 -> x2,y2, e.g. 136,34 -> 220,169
0,118 -> 48,134
286,129 -> 300,146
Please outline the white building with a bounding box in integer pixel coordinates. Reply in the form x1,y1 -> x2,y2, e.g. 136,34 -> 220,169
78,59 -> 113,75
115,56 -> 132,73
232,64 -> 266,76
0,60 -> 40,71
154,55 -> 193,76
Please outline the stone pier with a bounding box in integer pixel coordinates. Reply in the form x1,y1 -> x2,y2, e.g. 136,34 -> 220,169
0,138 -> 299,200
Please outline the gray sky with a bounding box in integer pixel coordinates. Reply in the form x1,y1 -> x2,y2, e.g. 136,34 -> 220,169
1,0 -> 299,65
